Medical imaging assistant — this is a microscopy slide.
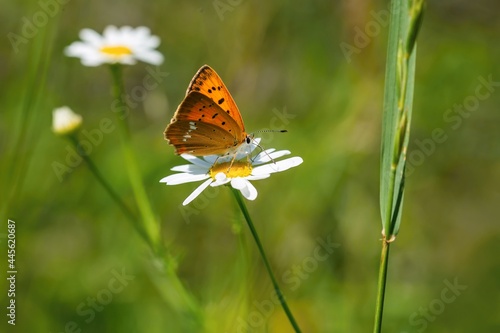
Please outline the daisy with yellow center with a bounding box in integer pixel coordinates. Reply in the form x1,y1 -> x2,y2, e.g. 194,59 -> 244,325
160,139 -> 303,206
64,25 -> 163,66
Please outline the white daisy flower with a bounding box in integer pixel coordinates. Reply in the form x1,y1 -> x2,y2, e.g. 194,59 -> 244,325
160,139 -> 303,206
52,106 -> 83,135
65,25 -> 164,66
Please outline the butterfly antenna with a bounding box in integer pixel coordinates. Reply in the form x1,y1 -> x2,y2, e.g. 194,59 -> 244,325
250,129 -> 288,165
256,129 -> 288,134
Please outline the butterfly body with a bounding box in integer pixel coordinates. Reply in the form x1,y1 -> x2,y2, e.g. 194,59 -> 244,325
165,65 -> 251,156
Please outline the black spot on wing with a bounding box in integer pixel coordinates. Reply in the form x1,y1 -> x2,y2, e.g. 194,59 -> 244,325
218,98 -> 225,105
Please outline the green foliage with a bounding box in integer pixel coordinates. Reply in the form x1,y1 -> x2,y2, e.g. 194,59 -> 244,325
379,0 -> 423,240
1,1 -> 500,332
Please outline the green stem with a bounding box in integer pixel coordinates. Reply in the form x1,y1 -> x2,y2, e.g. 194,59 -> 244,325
373,238 -> 391,333
2,25 -> 52,219
68,133 -> 203,330
108,65 -> 203,329
109,64 -> 160,251
230,187 -> 302,333
67,135 -> 153,247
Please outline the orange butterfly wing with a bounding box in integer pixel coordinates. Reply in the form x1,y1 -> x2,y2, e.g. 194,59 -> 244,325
187,65 -> 245,133
165,91 -> 245,155
165,65 -> 248,156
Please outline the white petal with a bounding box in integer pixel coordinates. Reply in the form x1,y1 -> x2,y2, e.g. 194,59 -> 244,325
135,50 -> 164,65
230,177 -> 246,190
234,141 -> 254,159
252,156 -> 303,175
65,42 -> 107,66
253,150 -> 290,165
211,172 -> 230,187
117,56 -> 136,65
160,173 -> 209,185
80,54 -> 108,66
103,25 -> 120,42
64,42 -> 94,57
183,178 -> 213,206
232,179 -> 257,200
120,25 -> 133,36
260,148 -> 277,155
180,154 -> 213,168
137,32 -> 160,48
203,155 -> 219,164
246,174 -> 270,181
170,164 -> 208,174
133,26 -> 151,39
79,28 -> 103,46
250,137 -> 262,149
65,40 -> 111,66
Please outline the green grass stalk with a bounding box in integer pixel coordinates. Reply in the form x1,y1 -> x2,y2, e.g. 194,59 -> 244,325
107,65 -> 204,330
374,1 -> 425,332
2,24 -> 53,219
65,134 -> 152,245
109,64 -> 160,250
231,187 -> 302,333
373,238 -> 390,332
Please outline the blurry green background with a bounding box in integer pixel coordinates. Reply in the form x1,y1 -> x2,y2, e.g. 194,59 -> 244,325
1,0 -> 500,332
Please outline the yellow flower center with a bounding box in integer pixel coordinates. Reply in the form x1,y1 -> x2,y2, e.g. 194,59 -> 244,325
209,161 -> 252,179
100,45 -> 132,57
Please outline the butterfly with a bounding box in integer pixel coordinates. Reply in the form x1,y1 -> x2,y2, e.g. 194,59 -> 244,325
164,65 -> 252,157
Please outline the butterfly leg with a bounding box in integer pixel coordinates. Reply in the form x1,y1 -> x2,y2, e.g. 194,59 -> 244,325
226,153 -> 238,173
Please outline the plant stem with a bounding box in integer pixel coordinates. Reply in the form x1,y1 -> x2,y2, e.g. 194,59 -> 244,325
230,187 -> 302,333
374,0 -> 424,330
2,25 -> 52,219
67,134 -> 203,331
108,66 -> 204,329
109,64 -> 160,251
67,135 -> 153,247
373,238 -> 391,333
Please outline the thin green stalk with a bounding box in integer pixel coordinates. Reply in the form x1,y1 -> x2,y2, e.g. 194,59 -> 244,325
66,135 -> 152,247
109,64 -> 160,250
150,252 -> 205,330
231,187 -> 302,333
373,239 -> 390,333
375,0 -> 424,331
225,208 -> 251,327
2,22 -> 53,219
107,65 -> 203,329
235,218 -> 251,321
66,135 -> 203,331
